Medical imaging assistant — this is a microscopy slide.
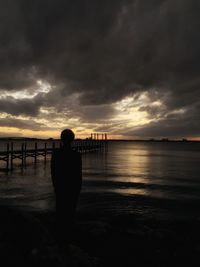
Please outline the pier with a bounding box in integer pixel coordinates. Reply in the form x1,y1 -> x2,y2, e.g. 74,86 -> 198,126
0,133 -> 108,170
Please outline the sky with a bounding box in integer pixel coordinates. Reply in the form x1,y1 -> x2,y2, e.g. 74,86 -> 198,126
0,0 -> 199,139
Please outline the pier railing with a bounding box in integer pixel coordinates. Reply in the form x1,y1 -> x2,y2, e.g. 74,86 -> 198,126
0,139 -> 107,171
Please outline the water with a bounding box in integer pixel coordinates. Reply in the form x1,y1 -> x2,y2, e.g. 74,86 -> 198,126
0,141 -> 200,220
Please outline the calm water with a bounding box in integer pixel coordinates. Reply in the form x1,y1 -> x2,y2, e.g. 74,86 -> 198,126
0,141 -> 200,220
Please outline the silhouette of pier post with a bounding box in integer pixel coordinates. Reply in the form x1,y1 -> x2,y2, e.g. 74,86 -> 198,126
24,143 -> 27,167
21,143 -> 24,168
0,133 -> 108,170
44,142 -> 47,163
0,143 -> 9,171
6,143 -> 9,170
34,143 -> 37,164
10,143 -> 13,170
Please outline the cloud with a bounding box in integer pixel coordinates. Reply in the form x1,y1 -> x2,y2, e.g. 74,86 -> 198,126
125,103 -> 200,138
0,0 -> 199,137
0,94 -> 44,116
0,117 -> 46,131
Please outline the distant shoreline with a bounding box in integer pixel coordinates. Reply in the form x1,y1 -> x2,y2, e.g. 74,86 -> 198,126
0,137 -> 199,142
0,137 -> 59,141
107,139 -> 200,142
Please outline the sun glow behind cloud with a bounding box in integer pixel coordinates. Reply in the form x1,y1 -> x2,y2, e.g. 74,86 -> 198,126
0,91 -> 154,138
0,80 -> 51,100
114,95 -> 152,126
0,86 -> 197,140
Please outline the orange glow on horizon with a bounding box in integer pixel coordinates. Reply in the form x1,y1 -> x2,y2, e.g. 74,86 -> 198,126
190,137 -> 200,141
0,127 -> 199,141
0,126 -> 106,140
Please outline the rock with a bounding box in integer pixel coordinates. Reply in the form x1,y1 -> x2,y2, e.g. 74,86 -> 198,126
0,207 -> 54,266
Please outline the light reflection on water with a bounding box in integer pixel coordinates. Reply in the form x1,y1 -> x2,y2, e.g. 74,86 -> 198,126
82,142 -> 200,203
0,141 -> 200,218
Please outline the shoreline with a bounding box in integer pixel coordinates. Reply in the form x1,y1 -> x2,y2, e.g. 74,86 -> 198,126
1,202 -> 200,267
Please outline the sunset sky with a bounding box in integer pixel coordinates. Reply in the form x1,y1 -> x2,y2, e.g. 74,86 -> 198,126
0,0 -> 199,139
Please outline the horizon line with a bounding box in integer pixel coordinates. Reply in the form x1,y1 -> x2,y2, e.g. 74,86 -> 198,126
0,137 -> 199,142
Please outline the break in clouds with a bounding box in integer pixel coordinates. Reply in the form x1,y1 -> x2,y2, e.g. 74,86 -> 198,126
0,0 -> 200,138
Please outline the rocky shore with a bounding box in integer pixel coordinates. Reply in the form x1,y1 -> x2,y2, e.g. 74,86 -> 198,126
1,205 -> 200,267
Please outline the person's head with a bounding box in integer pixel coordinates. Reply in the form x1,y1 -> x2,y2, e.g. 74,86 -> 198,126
60,129 -> 75,145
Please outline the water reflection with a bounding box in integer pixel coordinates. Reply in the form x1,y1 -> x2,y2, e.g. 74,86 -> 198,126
82,142 -> 200,200
0,141 -> 200,213
0,159 -> 54,210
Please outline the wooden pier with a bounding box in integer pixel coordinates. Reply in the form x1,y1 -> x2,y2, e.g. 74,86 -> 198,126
0,134 -> 108,171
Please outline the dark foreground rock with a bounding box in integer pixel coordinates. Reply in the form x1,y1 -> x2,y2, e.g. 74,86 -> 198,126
0,207 -> 100,267
0,206 -> 200,266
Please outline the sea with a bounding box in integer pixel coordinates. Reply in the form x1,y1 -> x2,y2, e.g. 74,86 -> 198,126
0,141 -> 200,221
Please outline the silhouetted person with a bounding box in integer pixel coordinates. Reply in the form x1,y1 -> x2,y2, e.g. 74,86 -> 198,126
51,129 -> 82,247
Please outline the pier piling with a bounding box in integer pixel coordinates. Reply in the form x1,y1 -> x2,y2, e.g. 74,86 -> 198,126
0,133 -> 108,170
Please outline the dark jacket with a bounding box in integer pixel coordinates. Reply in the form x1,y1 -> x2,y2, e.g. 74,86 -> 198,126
51,146 -> 82,199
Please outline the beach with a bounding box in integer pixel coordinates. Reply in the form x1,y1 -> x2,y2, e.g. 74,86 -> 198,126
0,141 -> 200,266
1,198 -> 200,266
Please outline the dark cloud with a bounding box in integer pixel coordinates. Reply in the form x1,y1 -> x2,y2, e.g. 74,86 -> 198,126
0,0 -> 199,136
125,103 -> 200,139
78,104 -> 116,122
127,119 -> 200,139
0,94 -> 44,116
0,117 -> 46,131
